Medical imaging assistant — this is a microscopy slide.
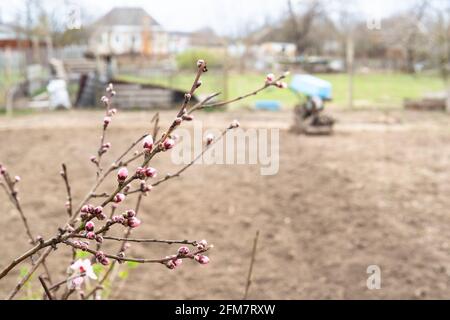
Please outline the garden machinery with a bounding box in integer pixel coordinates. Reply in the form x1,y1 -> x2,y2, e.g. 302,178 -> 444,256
289,74 -> 335,135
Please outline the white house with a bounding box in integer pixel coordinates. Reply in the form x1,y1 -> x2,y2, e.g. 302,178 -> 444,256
88,7 -> 168,57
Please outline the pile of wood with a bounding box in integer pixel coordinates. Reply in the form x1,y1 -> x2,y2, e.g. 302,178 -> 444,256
404,98 -> 446,111
110,83 -> 175,109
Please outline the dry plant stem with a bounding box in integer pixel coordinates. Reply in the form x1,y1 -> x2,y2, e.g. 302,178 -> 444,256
61,164 -> 73,217
244,230 -> 260,300
38,275 -> 54,300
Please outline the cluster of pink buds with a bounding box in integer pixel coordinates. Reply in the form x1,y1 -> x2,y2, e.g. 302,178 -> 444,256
164,255 -> 183,270
114,193 -> 126,203
265,73 -> 287,89
95,251 -> 110,266
112,209 -> 141,228
135,166 -> 157,179
80,204 -> 106,221
205,133 -> 214,146
117,167 -> 129,182
143,135 -> 154,152
99,142 -> 111,155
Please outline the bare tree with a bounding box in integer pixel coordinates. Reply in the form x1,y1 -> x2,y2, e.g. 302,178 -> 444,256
287,0 -> 323,55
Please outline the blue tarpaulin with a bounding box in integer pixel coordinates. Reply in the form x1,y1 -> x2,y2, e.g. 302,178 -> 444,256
255,100 -> 281,111
290,74 -> 332,100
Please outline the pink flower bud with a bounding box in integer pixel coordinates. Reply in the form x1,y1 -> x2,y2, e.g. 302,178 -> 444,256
107,108 -> 117,116
275,81 -> 287,89
197,239 -> 208,250
266,73 -> 275,83
182,114 -> 194,121
197,59 -> 205,67
127,217 -> 141,228
184,93 -> 191,100
95,251 -> 105,261
80,211 -> 88,220
166,261 -> 176,269
86,231 -> 96,240
112,215 -> 126,224
173,259 -> 183,267
194,254 -> 210,265
14,176 -> 21,182
81,205 -> 89,213
103,116 -> 111,126
90,156 -> 98,164
230,119 -> 240,129
144,167 -> 157,178
117,167 -> 128,181
85,221 -> 95,232
126,209 -> 136,218
87,204 -> 95,213
100,257 -> 110,266
143,135 -> 153,151
205,134 -> 214,145
95,235 -> 103,243
0,165 -> 5,175
141,182 -> 152,192
195,80 -> 202,89
163,138 -> 175,150
174,117 -> 182,125
97,213 -> 106,221
178,246 -> 190,256
101,96 -> 109,104
114,193 -> 125,203
94,206 -> 103,215
77,241 -> 89,251
106,83 -> 114,92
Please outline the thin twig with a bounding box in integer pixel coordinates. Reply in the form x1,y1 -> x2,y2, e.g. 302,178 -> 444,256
39,275 -> 54,300
243,230 -> 260,300
102,236 -> 197,245
61,164 -> 73,217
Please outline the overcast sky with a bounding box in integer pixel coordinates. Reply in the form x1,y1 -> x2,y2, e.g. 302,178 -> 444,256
0,0 -> 419,35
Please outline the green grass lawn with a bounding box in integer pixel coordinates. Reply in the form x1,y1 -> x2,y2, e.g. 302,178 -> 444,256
116,71 -> 446,109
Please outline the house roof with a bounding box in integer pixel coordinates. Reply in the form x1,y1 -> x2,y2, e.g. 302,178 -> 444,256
93,7 -> 160,27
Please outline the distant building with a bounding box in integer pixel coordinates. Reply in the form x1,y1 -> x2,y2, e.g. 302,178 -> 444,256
0,24 -> 29,49
88,7 -> 168,57
168,27 -> 224,55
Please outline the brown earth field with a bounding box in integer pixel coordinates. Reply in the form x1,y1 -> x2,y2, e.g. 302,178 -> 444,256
1,108 -> 450,299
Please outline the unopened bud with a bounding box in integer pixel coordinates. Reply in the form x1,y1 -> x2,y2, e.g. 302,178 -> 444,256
85,221 -> 95,232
